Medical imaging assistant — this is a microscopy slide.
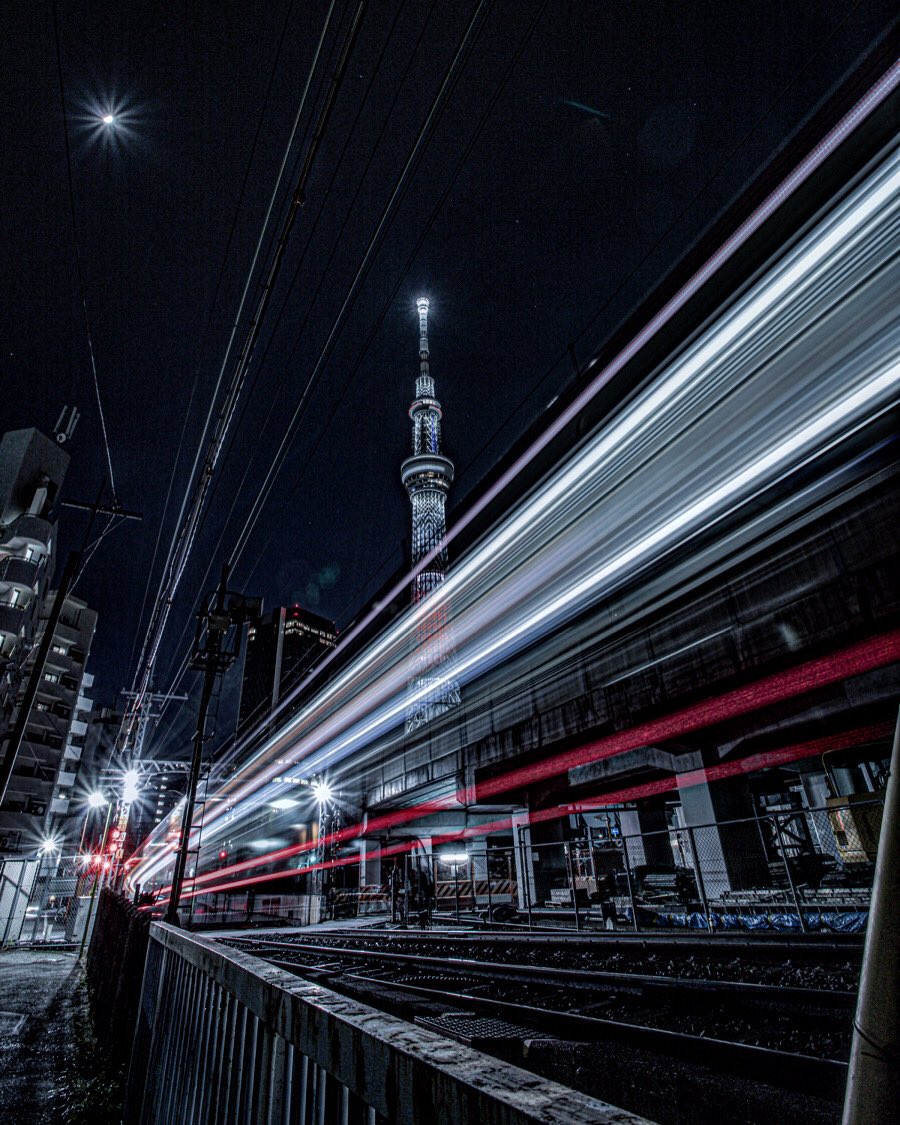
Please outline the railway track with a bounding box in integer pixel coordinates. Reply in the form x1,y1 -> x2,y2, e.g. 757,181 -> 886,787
226,932 -> 856,1102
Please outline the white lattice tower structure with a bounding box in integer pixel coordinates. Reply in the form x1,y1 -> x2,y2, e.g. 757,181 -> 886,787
401,298 -> 461,731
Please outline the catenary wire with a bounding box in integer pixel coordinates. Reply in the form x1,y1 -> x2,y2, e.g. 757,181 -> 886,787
51,0 -> 118,500
126,0 -> 299,679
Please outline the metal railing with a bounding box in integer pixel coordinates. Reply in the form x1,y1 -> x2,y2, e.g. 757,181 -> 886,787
156,797 -> 881,935
125,922 -> 647,1124
513,798 -> 881,933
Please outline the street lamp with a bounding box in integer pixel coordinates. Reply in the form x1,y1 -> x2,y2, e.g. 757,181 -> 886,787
441,852 -> 468,922
79,791 -> 116,956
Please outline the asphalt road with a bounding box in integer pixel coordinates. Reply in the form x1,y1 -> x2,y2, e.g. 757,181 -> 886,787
0,949 -> 80,1124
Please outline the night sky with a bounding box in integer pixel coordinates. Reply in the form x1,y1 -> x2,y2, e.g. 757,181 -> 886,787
2,1 -> 894,753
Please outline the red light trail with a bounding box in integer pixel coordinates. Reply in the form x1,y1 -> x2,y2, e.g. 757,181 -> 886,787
146,623 -> 897,906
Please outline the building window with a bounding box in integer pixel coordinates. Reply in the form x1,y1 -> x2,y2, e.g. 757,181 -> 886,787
43,671 -> 59,683
51,644 -> 67,656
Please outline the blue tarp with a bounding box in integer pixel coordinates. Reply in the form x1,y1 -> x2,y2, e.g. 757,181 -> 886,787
647,909 -> 868,932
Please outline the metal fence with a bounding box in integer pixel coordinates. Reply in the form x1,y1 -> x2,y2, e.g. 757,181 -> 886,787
144,796 -> 880,935
0,851 -> 112,947
513,798 -> 881,934
125,922 -> 647,1124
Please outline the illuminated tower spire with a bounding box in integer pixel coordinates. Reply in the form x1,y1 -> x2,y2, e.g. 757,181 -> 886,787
401,298 -> 460,730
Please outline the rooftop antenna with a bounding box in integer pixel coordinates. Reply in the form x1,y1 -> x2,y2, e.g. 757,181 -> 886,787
54,404 -> 80,445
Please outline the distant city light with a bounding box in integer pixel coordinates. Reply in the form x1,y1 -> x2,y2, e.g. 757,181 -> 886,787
101,113 -> 115,125
87,791 -> 108,809
123,769 -> 140,803
311,781 -> 332,804
441,852 -> 468,866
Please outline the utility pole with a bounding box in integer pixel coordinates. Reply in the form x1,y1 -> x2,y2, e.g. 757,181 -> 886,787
843,708 -> 900,1122
0,496 -> 141,808
164,564 -> 259,925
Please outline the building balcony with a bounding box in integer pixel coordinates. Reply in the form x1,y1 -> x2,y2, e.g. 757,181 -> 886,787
0,602 -> 25,639
3,514 -> 52,550
56,770 -> 77,789
50,797 -> 70,815
0,556 -> 40,591
63,743 -> 82,763
76,694 -> 93,713
70,719 -> 88,737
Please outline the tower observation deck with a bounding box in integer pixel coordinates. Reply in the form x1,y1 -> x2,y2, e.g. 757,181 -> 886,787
401,298 -> 461,731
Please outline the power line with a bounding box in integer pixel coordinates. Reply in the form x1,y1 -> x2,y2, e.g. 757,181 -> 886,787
127,0 -> 299,679
121,0 -> 358,754
228,0 -> 494,573
51,0 -> 117,500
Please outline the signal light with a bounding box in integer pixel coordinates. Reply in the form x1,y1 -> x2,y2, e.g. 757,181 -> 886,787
218,850 -> 228,861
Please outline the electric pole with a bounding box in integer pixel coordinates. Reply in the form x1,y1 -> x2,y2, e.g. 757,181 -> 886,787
164,564 -> 259,925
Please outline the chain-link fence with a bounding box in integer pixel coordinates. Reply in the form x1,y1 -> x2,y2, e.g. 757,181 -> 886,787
513,798 -> 881,933
0,851 -> 112,947
130,796 -> 881,935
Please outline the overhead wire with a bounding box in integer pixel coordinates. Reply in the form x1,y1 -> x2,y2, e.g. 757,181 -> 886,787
150,0 -> 543,749
226,0 -> 494,573
147,0 -> 420,739
51,0 -> 118,501
126,0 -> 298,680
122,0 -> 350,752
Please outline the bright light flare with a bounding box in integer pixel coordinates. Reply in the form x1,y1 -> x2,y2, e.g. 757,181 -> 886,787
123,769 -> 140,803
311,781 -> 332,804
440,852 -> 468,866
87,790 -> 108,809
39,836 -> 60,856
101,113 -> 115,125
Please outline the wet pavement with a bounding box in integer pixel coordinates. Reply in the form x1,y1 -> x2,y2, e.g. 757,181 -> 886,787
0,949 -> 81,1124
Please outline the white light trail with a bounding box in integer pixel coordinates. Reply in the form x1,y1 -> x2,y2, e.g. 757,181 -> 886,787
129,133 -> 900,894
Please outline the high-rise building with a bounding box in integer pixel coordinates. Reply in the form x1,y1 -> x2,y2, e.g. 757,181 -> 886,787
401,298 -> 460,730
0,592 -> 97,854
237,606 -> 338,734
0,428 -> 70,745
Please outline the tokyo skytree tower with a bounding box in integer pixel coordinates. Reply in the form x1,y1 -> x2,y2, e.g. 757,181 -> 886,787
401,298 -> 461,731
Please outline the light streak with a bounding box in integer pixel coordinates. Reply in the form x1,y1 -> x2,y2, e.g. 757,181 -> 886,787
149,721 -> 890,907
128,83 -> 900,896
151,632 -> 899,897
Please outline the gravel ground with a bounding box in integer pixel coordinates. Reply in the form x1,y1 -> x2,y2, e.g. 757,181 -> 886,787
229,933 -> 861,991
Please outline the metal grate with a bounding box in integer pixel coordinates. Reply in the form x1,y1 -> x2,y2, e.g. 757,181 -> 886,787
416,1011 -> 535,1045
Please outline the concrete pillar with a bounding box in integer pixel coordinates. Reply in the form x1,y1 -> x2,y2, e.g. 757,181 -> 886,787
512,821 -> 536,911
358,839 -> 381,887
528,818 -> 568,906
619,804 -> 673,869
679,766 -> 769,898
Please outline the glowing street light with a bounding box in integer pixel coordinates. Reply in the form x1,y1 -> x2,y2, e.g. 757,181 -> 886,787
123,769 -> 140,803
87,790 -> 108,809
311,780 -> 332,805
101,113 -> 115,125
38,835 -> 60,857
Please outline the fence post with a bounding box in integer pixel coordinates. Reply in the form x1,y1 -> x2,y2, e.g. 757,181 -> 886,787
843,708 -> 900,1123
685,827 -> 713,933
564,842 -> 581,932
621,835 -> 639,932
517,826 -> 533,930
1,859 -> 30,948
772,814 -> 807,933
484,850 -> 493,923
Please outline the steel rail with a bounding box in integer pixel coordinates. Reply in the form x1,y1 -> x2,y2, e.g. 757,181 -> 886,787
255,953 -> 850,1099
227,936 -> 856,1008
